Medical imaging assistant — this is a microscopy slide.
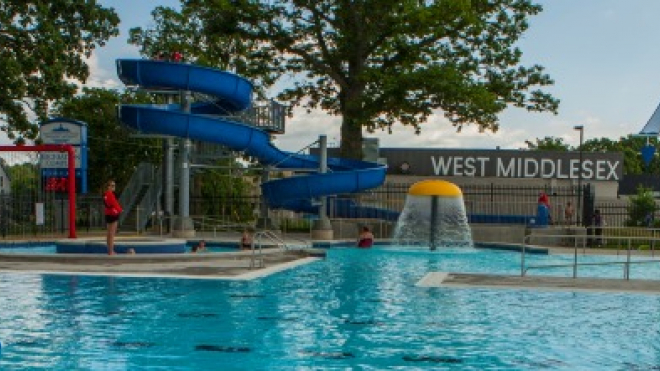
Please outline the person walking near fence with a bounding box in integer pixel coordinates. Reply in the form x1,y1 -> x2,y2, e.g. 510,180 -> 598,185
564,201 -> 574,226
537,191 -> 552,226
592,209 -> 604,247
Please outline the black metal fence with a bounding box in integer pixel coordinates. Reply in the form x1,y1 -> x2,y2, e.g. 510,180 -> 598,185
0,181 -> 641,239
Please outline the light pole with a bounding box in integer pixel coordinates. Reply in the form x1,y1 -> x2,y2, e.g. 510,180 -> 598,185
574,125 -> 584,226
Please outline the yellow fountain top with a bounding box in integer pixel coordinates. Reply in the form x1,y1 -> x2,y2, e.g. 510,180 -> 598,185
408,179 -> 463,197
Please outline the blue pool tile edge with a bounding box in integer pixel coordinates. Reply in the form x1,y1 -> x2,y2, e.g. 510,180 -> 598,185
311,240 -> 549,255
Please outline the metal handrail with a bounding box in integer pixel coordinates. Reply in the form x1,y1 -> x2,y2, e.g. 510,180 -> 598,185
521,233 -> 660,280
523,259 -> 660,280
189,216 -> 253,237
255,229 -> 312,251
119,162 -> 155,225
134,166 -> 163,232
251,229 -> 312,269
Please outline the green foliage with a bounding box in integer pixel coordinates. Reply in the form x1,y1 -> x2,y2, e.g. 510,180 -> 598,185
525,136 -> 570,151
196,159 -> 255,222
131,0 -> 558,159
7,162 -> 38,196
282,218 -> 311,233
0,1 -> 119,143
582,136 -> 660,175
524,135 -> 660,175
626,185 -> 657,227
51,88 -> 162,193
128,6 -> 281,98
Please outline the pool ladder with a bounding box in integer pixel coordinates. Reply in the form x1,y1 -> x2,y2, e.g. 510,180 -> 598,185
251,230 -> 312,269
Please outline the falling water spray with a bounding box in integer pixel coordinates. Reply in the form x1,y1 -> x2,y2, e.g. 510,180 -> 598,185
393,180 -> 473,249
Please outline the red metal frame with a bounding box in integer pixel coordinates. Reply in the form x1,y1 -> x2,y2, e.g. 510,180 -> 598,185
0,144 -> 76,238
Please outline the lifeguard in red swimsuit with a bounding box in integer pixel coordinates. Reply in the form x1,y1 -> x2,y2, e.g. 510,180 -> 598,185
104,180 -> 122,255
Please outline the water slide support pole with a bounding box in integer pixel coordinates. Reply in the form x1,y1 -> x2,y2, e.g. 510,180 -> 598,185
164,96 -> 175,233
174,90 -> 195,237
311,135 -> 334,240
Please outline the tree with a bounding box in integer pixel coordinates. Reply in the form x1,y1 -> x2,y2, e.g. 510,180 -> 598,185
51,88 -> 162,193
194,158 -> 256,222
130,0 -> 558,159
0,1 -> 119,143
627,185 -> 657,227
523,135 -> 660,175
525,136 -> 570,151
127,6 -> 281,98
583,136 -> 660,175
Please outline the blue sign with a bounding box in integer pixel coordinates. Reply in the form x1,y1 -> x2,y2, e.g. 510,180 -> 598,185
39,118 -> 88,193
641,145 -> 656,167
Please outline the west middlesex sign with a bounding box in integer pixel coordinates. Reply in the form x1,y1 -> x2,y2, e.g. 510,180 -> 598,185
380,149 -> 624,181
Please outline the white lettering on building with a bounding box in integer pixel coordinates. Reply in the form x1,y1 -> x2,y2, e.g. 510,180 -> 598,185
428,155 -> 620,180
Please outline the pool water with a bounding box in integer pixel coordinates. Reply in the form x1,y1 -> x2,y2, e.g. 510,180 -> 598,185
0,247 -> 659,370
0,243 -> 238,254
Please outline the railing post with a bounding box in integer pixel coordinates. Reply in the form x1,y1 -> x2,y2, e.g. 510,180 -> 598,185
626,237 -> 632,280
521,235 -> 527,277
573,236 -> 578,278
136,206 -> 140,234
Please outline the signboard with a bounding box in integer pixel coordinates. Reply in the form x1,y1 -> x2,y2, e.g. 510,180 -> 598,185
40,147 -> 83,168
316,147 -> 625,181
39,118 -> 88,193
379,149 -> 624,181
40,121 -> 84,145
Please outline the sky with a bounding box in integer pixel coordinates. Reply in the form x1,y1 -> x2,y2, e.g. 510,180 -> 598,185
87,0 -> 660,152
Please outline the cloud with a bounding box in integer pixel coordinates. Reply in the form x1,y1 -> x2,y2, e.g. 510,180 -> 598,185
78,52 -> 122,90
273,106 -> 538,152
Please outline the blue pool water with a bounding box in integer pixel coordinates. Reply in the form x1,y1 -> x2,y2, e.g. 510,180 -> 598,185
0,243 -> 238,254
0,246 -> 660,370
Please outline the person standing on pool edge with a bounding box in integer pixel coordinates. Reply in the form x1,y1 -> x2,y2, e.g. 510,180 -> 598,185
103,180 -> 122,255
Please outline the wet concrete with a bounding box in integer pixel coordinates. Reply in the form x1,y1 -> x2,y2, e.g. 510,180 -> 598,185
0,248 -> 326,280
417,272 -> 660,294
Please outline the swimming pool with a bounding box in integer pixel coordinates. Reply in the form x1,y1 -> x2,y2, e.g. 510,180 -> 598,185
0,246 -> 659,369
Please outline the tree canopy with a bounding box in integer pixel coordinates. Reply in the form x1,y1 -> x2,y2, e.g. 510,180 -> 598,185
0,1 -> 119,143
129,0 -> 558,159
525,135 -> 660,175
51,88 -> 162,193
525,136 -> 571,151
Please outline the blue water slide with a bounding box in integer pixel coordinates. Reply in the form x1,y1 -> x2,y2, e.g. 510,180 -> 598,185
116,59 -> 387,212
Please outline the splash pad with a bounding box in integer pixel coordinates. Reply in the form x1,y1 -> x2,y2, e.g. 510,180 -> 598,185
393,180 -> 473,249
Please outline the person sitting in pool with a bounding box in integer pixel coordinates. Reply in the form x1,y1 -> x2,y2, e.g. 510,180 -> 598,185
191,240 -> 206,253
240,230 -> 253,250
357,226 -> 374,248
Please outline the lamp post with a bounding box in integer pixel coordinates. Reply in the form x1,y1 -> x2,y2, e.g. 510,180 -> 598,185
573,125 -> 584,226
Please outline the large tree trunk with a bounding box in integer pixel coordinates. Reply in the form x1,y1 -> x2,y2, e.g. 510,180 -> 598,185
340,116 -> 363,160
339,87 -> 365,160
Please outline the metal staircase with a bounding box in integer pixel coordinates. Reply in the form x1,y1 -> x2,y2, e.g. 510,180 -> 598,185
119,162 -> 159,231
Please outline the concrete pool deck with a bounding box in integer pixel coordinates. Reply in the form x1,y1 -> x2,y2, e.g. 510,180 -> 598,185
417,272 -> 660,295
0,248 -> 326,280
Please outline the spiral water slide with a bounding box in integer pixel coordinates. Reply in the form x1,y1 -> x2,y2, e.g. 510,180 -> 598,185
116,59 -> 391,215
